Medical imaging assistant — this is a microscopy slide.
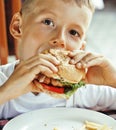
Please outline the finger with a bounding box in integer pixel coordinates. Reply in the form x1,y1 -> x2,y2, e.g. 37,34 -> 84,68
30,54 -> 59,72
19,56 -> 59,74
32,80 -> 43,92
73,52 -> 102,69
85,56 -> 105,68
69,50 -> 84,57
39,54 -> 60,65
30,65 -> 54,77
37,74 -> 46,82
38,58 -> 59,72
19,54 -> 60,70
77,60 -> 87,68
70,51 -> 87,64
75,53 -> 95,68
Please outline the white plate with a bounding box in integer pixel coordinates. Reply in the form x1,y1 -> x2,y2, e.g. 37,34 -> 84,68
3,108 -> 116,130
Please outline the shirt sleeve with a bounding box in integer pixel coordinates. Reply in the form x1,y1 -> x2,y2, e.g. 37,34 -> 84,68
0,61 -> 19,86
75,84 -> 116,111
0,72 -> 8,86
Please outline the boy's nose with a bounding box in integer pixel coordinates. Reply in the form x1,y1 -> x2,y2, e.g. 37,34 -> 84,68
49,39 -> 66,48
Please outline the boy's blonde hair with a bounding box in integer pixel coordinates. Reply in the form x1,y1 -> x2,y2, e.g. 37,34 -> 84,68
20,0 -> 95,15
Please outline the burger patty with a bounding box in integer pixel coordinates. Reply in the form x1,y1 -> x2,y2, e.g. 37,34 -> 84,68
38,76 -> 63,87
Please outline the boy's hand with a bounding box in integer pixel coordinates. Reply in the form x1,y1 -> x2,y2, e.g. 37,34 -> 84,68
1,54 -> 60,101
69,50 -> 116,87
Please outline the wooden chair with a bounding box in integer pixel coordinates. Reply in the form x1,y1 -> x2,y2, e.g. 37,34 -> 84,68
0,0 -> 22,65
0,0 -> 8,65
11,0 -> 22,14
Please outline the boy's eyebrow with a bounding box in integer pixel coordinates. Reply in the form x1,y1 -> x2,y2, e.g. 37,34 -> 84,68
34,10 -> 57,21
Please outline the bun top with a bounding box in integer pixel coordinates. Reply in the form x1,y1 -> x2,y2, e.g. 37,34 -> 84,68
46,49 -> 85,83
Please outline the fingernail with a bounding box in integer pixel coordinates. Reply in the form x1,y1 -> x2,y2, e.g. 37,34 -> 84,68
77,63 -> 82,68
70,59 -> 75,64
56,60 -> 60,65
83,63 -> 87,68
54,67 -> 58,72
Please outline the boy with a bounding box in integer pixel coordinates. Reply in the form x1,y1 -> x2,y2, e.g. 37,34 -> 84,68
0,0 -> 116,119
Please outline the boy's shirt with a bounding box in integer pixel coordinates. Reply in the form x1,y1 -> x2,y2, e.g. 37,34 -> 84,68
0,61 -> 116,119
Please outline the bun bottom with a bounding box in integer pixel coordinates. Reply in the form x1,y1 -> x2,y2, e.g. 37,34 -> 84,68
34,80 -> 68,99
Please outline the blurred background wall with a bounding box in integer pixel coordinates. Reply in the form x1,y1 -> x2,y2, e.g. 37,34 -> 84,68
87,0 -> 116,65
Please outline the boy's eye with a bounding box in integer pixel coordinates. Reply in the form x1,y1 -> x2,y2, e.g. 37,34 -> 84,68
43,19 -> 54,27
69,30 -> 80,37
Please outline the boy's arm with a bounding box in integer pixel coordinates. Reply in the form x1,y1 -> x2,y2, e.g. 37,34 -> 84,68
75,84 -> 116,110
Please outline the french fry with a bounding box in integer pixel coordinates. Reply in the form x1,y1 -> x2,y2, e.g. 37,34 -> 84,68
83,121 -> 112,130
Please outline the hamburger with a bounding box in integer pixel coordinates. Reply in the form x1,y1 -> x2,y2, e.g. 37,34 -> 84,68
35,49 -> 85,99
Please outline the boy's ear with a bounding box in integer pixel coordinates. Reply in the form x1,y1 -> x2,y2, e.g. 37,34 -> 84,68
80,40 -> 86,50
10,12 -> 22,39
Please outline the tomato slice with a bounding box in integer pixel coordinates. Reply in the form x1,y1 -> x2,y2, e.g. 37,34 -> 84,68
41,83 -> 64,94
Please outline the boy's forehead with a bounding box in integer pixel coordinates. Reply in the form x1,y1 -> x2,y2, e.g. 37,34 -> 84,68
32,0 -> 91,13
23,0 -> 93,10
32,0 -> 75,7
22,0 -> 94,15
27,0 -> 91,13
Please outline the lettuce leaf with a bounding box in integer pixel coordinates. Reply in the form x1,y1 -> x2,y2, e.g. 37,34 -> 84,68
62,81 -> 85,98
